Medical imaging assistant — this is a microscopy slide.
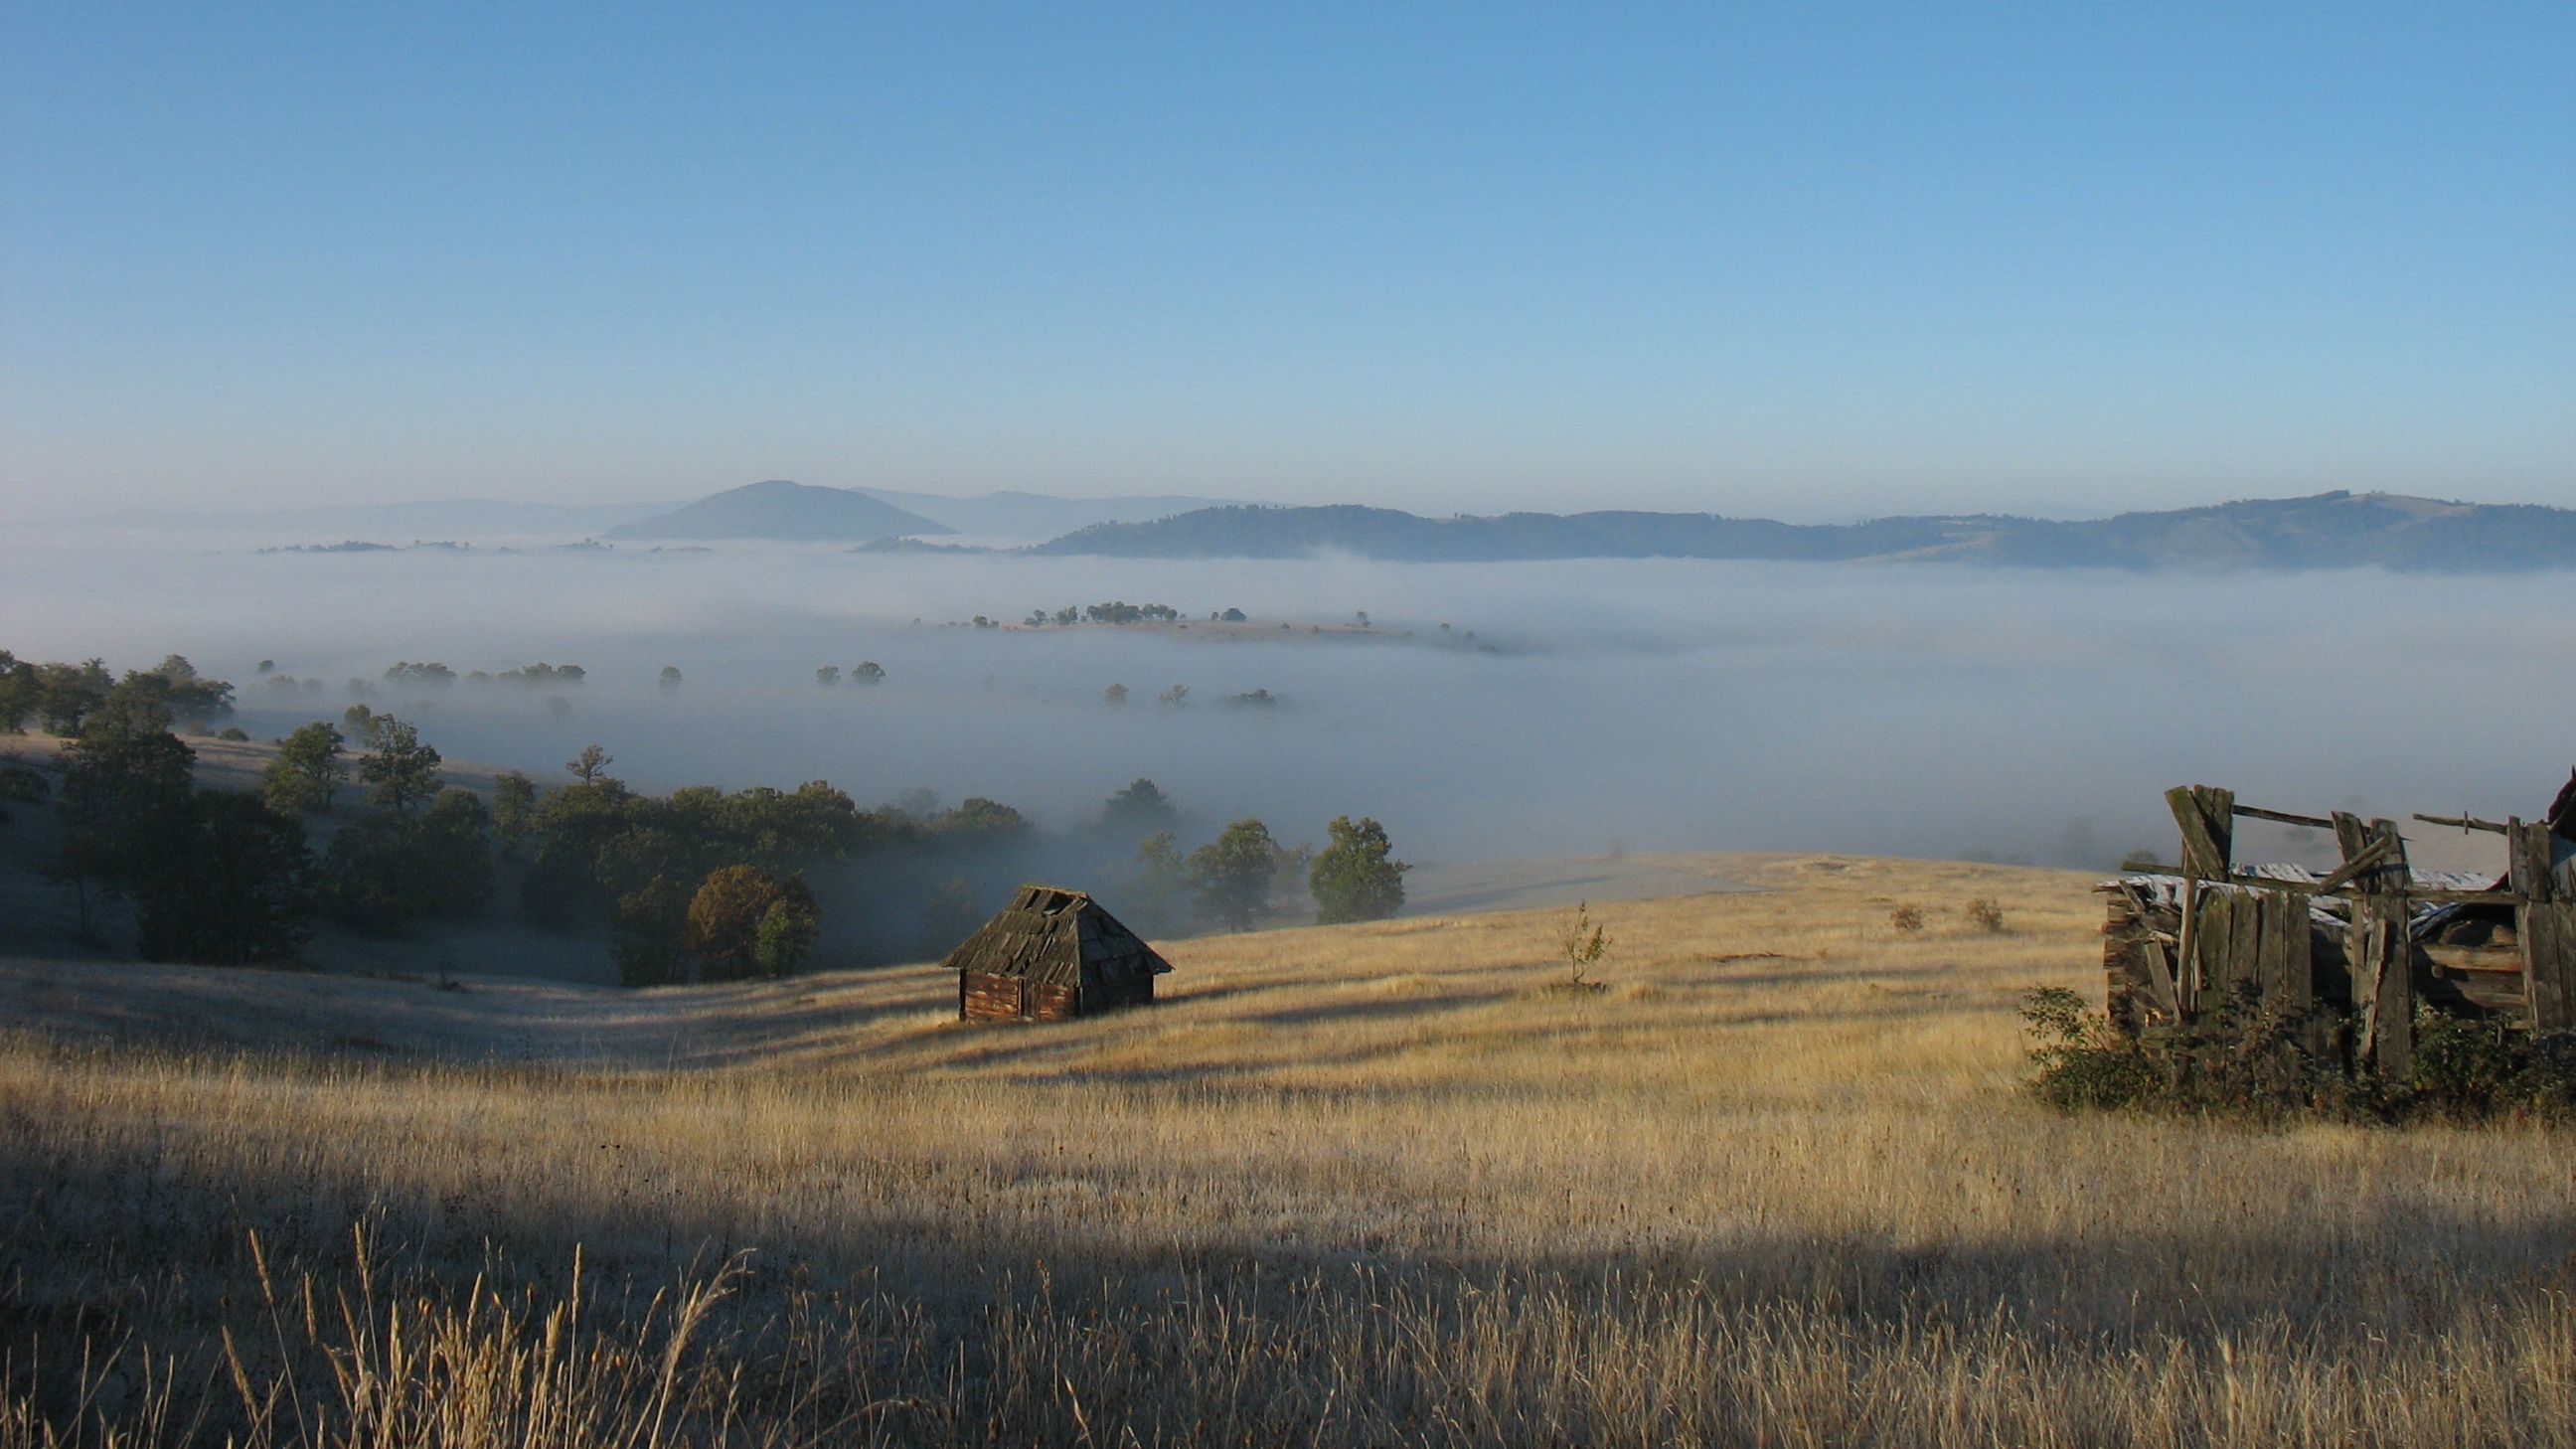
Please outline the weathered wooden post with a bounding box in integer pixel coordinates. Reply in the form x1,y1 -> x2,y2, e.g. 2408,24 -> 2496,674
2510,817 -> 2574,1031
2167,785 -> 2234,1015
2336,812 -> 2414,1077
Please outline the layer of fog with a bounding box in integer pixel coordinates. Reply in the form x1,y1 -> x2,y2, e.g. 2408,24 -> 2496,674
8,526 -> 2571,879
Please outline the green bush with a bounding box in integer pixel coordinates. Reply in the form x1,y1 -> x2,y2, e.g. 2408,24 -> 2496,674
2022,986 -> 2574,1124
2410,1017 -> 2576,1120
2018,987 -> 2160,1111
0,764 -> 46,804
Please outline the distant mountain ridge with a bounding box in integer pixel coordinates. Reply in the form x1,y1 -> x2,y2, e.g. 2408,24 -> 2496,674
1028,492 -> 2576,571
847,486 -> 1257,539
602,481 -> 1256,543
87,498 -> 679,536
602,480 -> 952,542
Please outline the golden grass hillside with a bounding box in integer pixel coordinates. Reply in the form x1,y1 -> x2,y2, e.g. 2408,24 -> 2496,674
5,856 -> 2573,1448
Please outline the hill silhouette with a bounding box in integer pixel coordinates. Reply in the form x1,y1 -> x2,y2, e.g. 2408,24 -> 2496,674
1029,491 -> 2576,570
604,480 -> 953,542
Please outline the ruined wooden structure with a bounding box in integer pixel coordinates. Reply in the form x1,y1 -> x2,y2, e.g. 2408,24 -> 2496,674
945,884 -> 1172,1023
2102,770 -> 2576,1074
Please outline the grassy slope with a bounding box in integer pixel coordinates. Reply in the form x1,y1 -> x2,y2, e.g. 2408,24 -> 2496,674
5,855 -> 2572,1446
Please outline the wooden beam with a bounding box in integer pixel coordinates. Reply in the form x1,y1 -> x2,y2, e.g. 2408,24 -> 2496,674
2421,943 -> 2526,975
2235,804 -> 2336,830
2414,812 -> 2510,836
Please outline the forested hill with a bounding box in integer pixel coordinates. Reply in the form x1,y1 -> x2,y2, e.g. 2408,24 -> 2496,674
1027,493 -> 2576,571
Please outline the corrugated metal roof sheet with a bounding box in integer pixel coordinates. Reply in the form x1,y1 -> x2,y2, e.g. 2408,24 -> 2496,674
2101,870 -> 2497,932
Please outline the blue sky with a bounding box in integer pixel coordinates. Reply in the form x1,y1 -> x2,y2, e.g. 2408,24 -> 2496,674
4,2 -> 2569,521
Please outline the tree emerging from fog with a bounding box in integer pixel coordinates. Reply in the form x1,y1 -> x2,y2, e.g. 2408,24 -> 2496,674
1103,778 -> 1177,833
1309,815 -> 1408,924
259,722 -> 347,815
685,866 -> 820,980
358,718 -> 442,814
1189,818 -> 1281,932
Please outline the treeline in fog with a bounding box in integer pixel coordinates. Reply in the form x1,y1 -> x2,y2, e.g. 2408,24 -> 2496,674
0,646 -> 1410,983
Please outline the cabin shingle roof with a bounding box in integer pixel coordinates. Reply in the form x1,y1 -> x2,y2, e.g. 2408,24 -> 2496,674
940,885 -> 1171,989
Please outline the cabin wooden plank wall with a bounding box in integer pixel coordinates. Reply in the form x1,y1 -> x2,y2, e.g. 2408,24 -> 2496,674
960,971 -> 1081,1022
962,972 -> 1025,1022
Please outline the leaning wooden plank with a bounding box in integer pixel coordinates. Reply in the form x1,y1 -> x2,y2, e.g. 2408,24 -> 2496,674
2311,836 -> 2397,896
2169,785 -> 2236,881
2377,899 -> 2416,1079
2349,915 -> 2385,1070
2140,938 -> 2181,1024
2366,820 -> 2412,897
2176,879 -> 2202,1010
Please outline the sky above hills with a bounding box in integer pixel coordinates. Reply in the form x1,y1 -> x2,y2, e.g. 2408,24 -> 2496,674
4,3 -> 2569,525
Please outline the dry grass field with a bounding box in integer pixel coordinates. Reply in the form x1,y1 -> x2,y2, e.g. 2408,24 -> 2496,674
4,854 -> 2573,1447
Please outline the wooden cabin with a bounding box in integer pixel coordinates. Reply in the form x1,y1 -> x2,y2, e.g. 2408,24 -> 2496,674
943,884 -> 1172,1023
2101,771 -> 2576,1076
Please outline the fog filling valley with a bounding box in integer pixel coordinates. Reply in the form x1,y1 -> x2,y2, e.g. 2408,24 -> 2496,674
9,526 -> 2570,895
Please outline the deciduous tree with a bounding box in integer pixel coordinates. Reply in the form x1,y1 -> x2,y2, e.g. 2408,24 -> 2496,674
260,722 -> 347,814
53,709 -> 195,934
1104,778 -> 1176,832
1189,818 -> 1279,932
359,718 -> 442,814
133,790 -> 314,965
1309,815 -> 1409,923
611,876 -> 693,987
685,865 -> 818,980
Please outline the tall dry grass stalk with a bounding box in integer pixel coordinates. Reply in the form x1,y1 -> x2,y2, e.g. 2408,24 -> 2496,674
4,856 -> 2573,1445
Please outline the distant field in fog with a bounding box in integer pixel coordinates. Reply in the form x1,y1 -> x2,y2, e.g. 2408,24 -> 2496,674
5,526 -> 2568,867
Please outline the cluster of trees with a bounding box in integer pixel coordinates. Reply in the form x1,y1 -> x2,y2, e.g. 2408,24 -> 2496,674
610,865 -> 818,987
1100,682 -> 1284,709
815,662 -> 886,686
1025,601 -> 1186,626
255,659 -> 594,697
498,757 -> 1028,985
245,716 -> 492,937
34,665 -> 307,962
496,663 -> 585,688
1116,801 -> 1407,934
0,652 -> 235,734
8,645 -> 1400,978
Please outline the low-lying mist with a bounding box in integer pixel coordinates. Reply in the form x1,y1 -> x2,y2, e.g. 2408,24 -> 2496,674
9,526 -> 2570,878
